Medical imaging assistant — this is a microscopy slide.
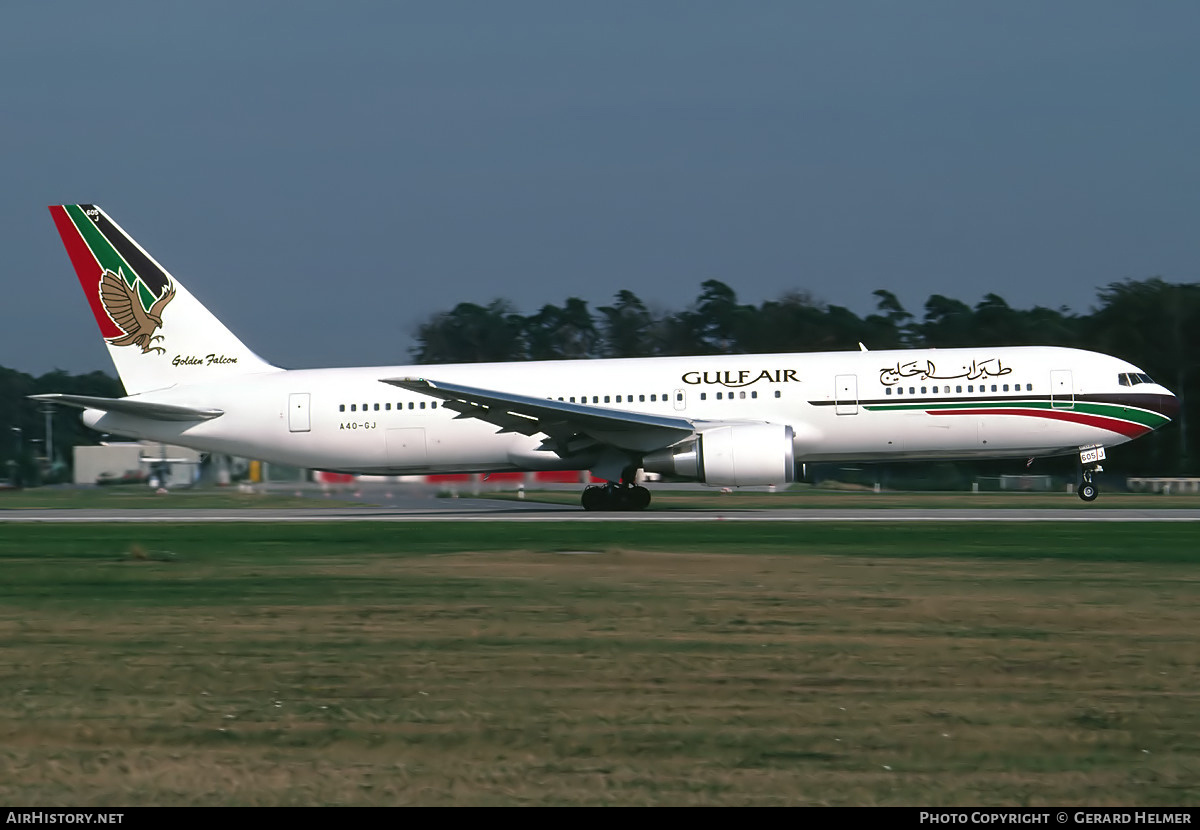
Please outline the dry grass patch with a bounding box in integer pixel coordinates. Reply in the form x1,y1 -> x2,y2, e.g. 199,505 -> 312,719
2,539 -> 1200,805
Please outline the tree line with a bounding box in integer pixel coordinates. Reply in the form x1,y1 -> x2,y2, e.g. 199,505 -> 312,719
2,277 -> 1194,483
413,277 -> 1197,475
0,368 -> 122,485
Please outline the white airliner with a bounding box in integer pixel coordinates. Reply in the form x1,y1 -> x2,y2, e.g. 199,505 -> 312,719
34,204 -> 1178,508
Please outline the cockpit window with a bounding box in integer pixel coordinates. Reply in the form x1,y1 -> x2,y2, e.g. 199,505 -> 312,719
1119,372 -> 1155,387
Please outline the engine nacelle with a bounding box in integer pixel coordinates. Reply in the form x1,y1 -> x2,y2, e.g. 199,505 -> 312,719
643,423 -> 795,487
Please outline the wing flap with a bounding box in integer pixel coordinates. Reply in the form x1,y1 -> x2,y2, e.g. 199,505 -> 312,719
29,393 -> 224,422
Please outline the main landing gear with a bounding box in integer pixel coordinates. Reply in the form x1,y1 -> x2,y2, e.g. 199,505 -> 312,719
581,481 -> 651,511
1077,445 -> 1105,502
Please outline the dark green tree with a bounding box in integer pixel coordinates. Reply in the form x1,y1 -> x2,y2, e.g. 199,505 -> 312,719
412,300 -> 525,363
524,298 -> 598,360
0,366 -> 123,485
869,289 -> 917,347
920,294 -> 975,347
598,290 -> 655,358
1084,278 -> 1200,473
694,280 -> 752,353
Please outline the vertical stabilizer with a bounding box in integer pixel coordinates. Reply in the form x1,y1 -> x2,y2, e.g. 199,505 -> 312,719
49,204 -> 278,395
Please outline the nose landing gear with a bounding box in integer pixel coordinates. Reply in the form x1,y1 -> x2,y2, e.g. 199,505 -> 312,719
1077,446 -> 1105,502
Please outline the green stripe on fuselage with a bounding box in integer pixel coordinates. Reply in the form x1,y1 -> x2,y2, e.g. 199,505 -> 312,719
863,399 -> 1170,429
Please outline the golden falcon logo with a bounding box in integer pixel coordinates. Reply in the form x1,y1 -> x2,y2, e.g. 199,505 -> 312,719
99,268 -> 176,355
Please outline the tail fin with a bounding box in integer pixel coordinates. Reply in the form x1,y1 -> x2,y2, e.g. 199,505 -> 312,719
49,205 -> 278,395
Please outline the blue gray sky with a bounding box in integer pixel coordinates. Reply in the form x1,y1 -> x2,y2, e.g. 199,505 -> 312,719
4,1 -> 1198,375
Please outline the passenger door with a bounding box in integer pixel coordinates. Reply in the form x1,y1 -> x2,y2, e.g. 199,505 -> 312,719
835,374 -> 859,415
1050,370 -> 1073,409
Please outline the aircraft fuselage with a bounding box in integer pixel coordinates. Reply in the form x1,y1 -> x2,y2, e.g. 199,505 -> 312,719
82,345 -> 1175,477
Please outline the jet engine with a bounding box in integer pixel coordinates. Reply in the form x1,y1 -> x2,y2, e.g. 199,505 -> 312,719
642,424 -> 795,487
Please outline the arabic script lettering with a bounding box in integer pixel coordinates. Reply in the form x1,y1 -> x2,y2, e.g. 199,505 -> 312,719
879,358 -> 1012,387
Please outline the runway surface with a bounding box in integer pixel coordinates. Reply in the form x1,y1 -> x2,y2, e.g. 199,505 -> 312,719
4,496 -> 1200,523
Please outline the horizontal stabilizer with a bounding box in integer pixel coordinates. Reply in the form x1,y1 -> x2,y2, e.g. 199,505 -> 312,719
29,393 -> 224,422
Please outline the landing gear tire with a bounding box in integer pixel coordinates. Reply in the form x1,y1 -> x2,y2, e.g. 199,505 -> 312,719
580,482 -> 652,512
1078,482 -> 1098,502
581,485 -> 607,511
629,486 -> 651,511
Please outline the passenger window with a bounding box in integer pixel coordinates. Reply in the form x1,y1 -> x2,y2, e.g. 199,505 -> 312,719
604,395 -> 610,403
921,386 -> 927,394
420,402 -> 426,409
716,392 -> 722,400
639,395 -> 645,402
886,388 -> 892,396
408,402 -> 414,410
350,404 -> 356,412
991,385 -> 997,392
896,387 -> 903,395
374,403 -> 380,411
431,402 -> 437,409
593,396 -> 599,403
956,385 -> 962,393
570,397 -> 575,403
1003,384 -> 1009,392
385,403 -> 391,411
700,393 -> 707,400
650,394 -> 656,402
908,387 -> 915,395
740,391 -> 746,399
339,404 -> 346,412
616,395 -> 622,403
675,393 -> 682,401
751,391 -> 757,399
774,391 -> 781,398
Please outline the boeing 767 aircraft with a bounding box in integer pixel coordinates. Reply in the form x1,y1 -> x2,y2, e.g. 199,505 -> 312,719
34,205 -> 1178,508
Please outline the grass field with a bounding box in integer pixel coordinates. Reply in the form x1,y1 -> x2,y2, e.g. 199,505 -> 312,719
2,522 -> 1200,806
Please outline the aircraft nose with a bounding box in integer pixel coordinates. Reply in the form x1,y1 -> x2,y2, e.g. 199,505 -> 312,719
1153,392 -> 1181,422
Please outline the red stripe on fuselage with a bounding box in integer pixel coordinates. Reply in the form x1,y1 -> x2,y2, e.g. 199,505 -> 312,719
927,407 -> 1150,438
48,206 -> 122,339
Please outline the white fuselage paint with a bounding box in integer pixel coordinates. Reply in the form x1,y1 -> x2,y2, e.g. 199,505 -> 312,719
82,345 -> 1171,478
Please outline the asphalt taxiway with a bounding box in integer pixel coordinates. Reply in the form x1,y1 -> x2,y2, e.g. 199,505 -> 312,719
3,497 -> 1199,523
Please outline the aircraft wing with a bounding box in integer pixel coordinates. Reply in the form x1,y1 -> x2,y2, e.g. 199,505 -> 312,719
28,393 -> 224,422
381,377 -> 696,453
